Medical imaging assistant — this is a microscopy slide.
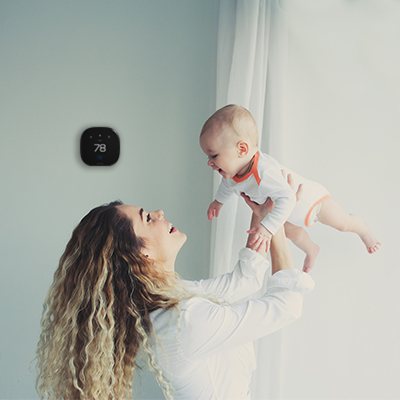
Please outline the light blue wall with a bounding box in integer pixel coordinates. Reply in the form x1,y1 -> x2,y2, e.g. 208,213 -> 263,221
0,1 -> 219,398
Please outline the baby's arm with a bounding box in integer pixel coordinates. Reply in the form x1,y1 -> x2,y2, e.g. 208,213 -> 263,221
258,169 -> 297,235
208,179 -> 234,220
208,199 -> 223,220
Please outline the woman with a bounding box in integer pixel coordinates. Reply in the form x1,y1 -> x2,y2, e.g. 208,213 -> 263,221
35,190 -> 314,399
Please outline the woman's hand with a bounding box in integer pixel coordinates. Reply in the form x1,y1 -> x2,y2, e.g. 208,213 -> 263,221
243,194 -> 274,256
247,223 -> 273,253
281,170 -> 304,202
240,193 -> 275,221
242,172 -> 304,256
241,172 -> 304,221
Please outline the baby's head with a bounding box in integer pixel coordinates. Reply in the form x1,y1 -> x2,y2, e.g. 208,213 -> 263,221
199,105 -> 258,180
200,104 -> 258,147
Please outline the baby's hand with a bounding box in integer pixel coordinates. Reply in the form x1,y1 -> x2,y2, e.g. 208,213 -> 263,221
247,223 -> 273,253
207,199 -> 223,220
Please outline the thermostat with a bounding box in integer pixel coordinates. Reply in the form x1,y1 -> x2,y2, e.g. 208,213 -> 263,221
80,127 -> 120,166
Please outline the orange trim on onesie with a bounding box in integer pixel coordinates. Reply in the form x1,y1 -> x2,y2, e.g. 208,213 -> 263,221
233,152 -> 261,185
304,194 -> 331,227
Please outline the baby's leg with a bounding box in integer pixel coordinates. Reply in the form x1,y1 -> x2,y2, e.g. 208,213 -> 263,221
284,222 -> 320,273
317,197 -> 380,253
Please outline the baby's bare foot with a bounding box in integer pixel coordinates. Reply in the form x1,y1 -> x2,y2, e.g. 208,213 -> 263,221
348,214 -> 381,254
360,230 -> 381,254
303,243 -> 320,273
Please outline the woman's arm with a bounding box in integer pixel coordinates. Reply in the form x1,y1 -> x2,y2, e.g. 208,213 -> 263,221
269,226 -> 294,274
188,176 -> 301,301
242,194 -> 274,259
186,248 -> 269,303
244,197 -> 293,274
181,261 -> 315,361
242,172 -> 303,274
185,196 -> 273,302
181,181 -> 314,361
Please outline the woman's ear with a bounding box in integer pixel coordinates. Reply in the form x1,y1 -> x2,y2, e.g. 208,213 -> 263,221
140,250 -> 151,259
141,244 -> 156,263
237,141 -> 249,157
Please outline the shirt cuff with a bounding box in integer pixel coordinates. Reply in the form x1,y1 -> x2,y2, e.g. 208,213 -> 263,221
260,219 -> 277,236
238,247 -> 270,277
215,193 -> 227,204
267,269 -> 315,294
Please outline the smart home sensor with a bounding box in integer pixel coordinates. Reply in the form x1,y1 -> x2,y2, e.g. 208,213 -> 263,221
80,127 -> 120,166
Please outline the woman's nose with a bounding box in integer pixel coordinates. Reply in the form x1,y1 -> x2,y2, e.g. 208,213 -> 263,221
153,210 -> 164,219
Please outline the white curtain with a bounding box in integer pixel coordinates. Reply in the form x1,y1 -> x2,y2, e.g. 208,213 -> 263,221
210,1 -> 289,398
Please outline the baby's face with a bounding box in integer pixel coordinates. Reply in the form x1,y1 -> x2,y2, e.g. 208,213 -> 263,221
200,128 -> 243,180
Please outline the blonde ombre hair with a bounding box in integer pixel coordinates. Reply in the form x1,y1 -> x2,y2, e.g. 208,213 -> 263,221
35,201 -> 195,399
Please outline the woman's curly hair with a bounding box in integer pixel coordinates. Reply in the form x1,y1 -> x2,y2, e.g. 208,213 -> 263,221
35,201 -> 191,399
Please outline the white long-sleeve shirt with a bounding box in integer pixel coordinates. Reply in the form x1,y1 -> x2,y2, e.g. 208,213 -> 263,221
149,248 -> 315,399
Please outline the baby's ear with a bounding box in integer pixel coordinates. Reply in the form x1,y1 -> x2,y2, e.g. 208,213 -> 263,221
237,141 -> 249,157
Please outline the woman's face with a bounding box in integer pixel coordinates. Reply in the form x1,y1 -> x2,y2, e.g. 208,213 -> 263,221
118,205 -> 186,272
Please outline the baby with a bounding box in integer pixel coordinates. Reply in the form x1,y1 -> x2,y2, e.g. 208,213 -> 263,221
200,104 -> 380,272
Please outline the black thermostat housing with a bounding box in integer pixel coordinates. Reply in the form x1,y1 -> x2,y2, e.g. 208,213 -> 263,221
80,127 -> 120,166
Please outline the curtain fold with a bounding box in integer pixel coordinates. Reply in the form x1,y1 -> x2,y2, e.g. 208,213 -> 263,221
210,1 -> 289,398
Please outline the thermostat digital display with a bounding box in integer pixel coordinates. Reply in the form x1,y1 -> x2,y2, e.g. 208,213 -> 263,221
80,127 -> 120,166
